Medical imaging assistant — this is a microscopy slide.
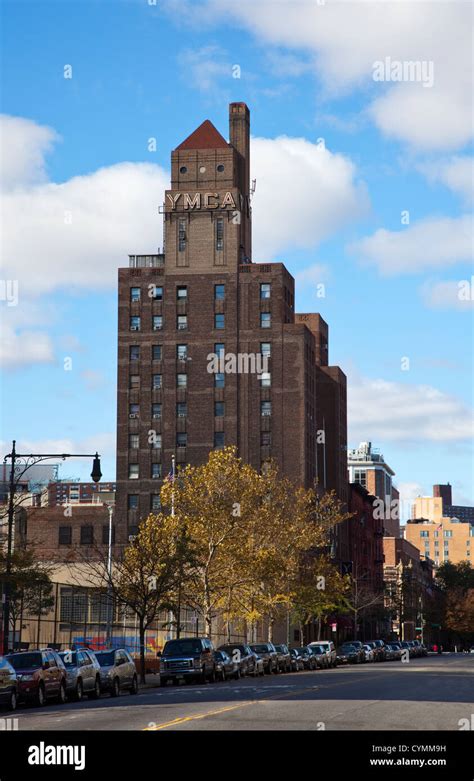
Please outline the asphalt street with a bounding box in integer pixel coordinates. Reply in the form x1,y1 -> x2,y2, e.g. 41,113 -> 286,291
9,653 -> 474,732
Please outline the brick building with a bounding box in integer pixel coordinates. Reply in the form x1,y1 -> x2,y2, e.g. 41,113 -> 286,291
383,536 -> 434,642
415,483 -> 474,524
115,103 -> 347,540
404,517 -> 474,568
47,482 -> 116,507
16,505 -> 111,562
348,441 -> 400,537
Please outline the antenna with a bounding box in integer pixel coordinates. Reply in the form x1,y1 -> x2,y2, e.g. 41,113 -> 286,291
250,179 -> 257,196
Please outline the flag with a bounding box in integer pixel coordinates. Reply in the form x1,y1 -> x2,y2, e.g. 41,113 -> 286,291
165,461 -> 175,483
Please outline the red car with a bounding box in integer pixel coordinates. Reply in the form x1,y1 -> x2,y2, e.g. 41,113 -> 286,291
6,649 -> 67,706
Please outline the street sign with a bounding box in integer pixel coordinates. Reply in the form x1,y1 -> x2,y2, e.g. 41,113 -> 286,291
331,623 -> 337,632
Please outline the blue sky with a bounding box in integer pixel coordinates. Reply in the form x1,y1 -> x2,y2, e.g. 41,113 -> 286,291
1,0 -> 473,511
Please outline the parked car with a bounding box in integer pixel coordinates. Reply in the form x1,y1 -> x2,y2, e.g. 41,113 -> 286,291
400,641 -> 412,657
289,648 -> 305,671
385,643 -> 402,661
213,650 -> 240,681
58,649 -> 101,700
469,646 -> 474,654
308,644 -> 329,669
339,643 -> 365,664
273,644 -> 292,673
6,649 -> 67,706
363,644 -> 376,662
296,646 -> 317,670
249,643 -> 278,674
218,644 -> 259,677
336,646 -> 350,665
0,657 -> 18,711
94,649 -> 138,696
373,640 -> 387,661
308,640 -> 337,668
250,652 -> 265,676
159,637 -> 215,685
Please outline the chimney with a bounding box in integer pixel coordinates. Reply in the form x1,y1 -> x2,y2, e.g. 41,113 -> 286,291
229,102 -> 250,195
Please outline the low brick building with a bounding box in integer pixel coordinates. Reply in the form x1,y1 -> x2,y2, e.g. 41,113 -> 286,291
17,505 -> 112,562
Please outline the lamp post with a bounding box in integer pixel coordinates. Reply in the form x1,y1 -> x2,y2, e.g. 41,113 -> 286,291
1,440 -> 102,654
105,504 -> 114,645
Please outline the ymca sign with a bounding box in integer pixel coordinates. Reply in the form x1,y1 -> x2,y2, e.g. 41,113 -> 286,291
166,191 -> 238,210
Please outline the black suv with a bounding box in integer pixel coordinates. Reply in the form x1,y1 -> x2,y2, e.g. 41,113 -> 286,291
159,637 -> 216,685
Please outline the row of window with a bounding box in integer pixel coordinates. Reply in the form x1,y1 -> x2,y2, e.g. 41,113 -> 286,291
129,343 -> 272,361
58,525 -> 115,546
130,371 -> 272,391
130,312 -> 272,331
127,430 -> 273,452
130,282 -> 271,303
129,400 -> 272,418
128,494 -> 161,512
420,529 -> 456,538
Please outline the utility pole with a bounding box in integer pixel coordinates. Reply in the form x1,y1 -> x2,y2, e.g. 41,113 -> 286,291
105,504 -> 114,645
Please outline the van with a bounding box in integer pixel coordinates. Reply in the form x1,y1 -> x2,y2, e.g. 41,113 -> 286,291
308,640 -> 337,668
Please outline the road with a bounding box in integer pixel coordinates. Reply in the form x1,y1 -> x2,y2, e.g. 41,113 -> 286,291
10,653 -> 474,731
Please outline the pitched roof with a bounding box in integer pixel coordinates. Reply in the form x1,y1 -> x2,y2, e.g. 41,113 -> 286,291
176,119 -> 228,150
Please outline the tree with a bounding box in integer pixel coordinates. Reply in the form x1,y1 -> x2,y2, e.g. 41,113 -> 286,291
342,571 -> 385,640
0,547 -> 54,649
160,447 -> 262,637
80,513 -> 183,683
292,554 -> 349,645
436,561 -> 474,643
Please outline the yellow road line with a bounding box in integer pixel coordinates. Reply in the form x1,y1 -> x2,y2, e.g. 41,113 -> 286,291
144,673 -> 387,731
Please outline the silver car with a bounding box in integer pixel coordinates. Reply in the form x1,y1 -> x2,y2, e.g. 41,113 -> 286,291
94,649 -> 138,697
59,649 -> 101,701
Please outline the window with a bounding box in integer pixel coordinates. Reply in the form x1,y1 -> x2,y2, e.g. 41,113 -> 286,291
129,374 -> 140,389
129,464 -> 139,479
260,312 -> 271,328
177,373 -> 187,388
130,316 -> 141,331
260,342 -> 271,358
180,166 -> 187,174
128,495 -> 138,510
215,219 -> 224,251
177,286 -> 187,300
102,525 -> 115,545
152,345 -> 162,361
420,531 -> 429,538
214,401 -> 225,417
177,315 -> 187,330
214,343 -> 225,357
58,526 -> 72,545
177,433 -> 187,448
354,469 -> 367,488
260,283 -> 271,299
214,432 -> 225,448
434,531 -> 439,538
261,431 -> 271,446
80,525 -> 94,545
151,434 -> 162,450
130,287 -> 140,302
215,283 -> 225,300
151,494 -> 161,511
152,403 -> 162,419
151,463 -> 162,479
215,373 -> 225,388
444,530 -> 453,538
129,345 -> 140,361
152,285 -> 163,301
129,433 -> 139,449
177,344 -> 188,360
259,372 -> 271,387
215,313 -> 225,329
177,402 -> 187,418
153,316 -> 163,331
178,218 -> 186,252
129,403 -> 139,418
152,374 -> 162,390
261,401 -> 271,417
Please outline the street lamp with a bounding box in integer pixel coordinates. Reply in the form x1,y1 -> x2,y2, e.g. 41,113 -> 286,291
1,440 -> 102,654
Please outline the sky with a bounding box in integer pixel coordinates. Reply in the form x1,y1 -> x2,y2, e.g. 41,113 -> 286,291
0,0 -> 473,514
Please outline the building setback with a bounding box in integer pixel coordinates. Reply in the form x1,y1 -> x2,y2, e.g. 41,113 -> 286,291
115,103 -> 347,541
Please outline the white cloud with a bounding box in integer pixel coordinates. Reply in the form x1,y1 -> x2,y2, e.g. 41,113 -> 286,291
348,374 -> 474,444
173,0 -> 473,151
0,115 -> 59,189
420,279 -> 474,311
0,324 -> 54,369
251,135 -> 369,261
417,157 -> 474,204
350,215 -> 473,276
179,45 -> 233,93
